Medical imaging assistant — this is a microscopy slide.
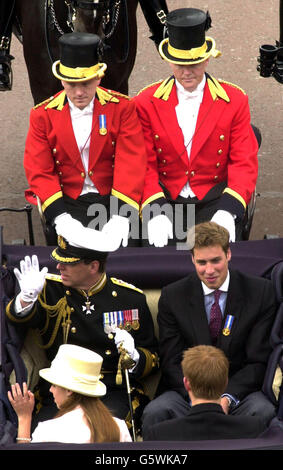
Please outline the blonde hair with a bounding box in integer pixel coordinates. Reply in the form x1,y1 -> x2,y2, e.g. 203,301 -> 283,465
187,222 -> 230,254
181,345 -> 229,400
56,393 -> 120,442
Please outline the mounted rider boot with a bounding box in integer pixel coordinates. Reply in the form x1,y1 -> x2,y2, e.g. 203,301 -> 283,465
0,50 -> 14,91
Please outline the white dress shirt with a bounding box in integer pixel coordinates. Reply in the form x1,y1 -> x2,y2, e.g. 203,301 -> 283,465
68,98 -> 99,195
202,270 -> 230,322
175,75 -> 206,198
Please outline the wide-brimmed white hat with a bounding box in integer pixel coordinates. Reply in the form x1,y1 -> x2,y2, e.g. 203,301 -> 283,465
39,344 -> 106,397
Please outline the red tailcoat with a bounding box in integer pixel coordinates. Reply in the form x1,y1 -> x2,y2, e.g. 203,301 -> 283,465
134,74 -> 258,218
24,87 -> 147,221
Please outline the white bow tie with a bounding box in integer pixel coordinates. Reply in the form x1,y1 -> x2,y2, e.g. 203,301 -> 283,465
178,88 -> 203,101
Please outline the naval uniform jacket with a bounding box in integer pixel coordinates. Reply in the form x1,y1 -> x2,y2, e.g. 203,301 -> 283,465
134,74 -> 258,219
6,273 -> 159,391
143,403 -> 266,441
23,87 -> 147,222
157,269 -> 277,401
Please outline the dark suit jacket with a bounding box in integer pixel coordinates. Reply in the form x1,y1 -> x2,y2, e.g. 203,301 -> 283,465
157,269 -> 277,400
143,403 -> 266,441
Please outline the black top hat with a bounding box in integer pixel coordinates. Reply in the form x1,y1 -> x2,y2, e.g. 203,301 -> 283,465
52,32 -> 107,82
51,236 -> 108,264
159,8 -> 221,64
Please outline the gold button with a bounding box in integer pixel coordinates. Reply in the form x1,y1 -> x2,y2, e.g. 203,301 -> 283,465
112,154 -> 115,159
105,350 -> 112,355
65,290 -> 71,295
70,307 -> 74,312
56,160 -> 60,165
71,327 -> 76,334
162,171 -> 167,176
220,135 -> 225,141
162,159 -> 166,164
214,175 -> 218,180
157,148 -> 162,153
185,170 -> 189,176
108,333 -> 114,340
81,172 -> 85,178
154,134 -> 159,140
52,148 -> 57,154
60,184 -> 64,188
112,141 -> 115,146
191,171 -> 195,176
216,162 -> 220,167
89,170 -> 93,176
218,149 -> 223,155
112,164 -> 115,168
58,171 -> 62,176
112,290 -> 117,297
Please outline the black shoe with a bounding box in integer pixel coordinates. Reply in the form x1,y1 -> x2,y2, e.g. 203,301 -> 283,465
0,54 -> 13,91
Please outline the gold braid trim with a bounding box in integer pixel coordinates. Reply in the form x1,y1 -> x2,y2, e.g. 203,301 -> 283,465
138,348 -> 159,378
37,295 -> 72,349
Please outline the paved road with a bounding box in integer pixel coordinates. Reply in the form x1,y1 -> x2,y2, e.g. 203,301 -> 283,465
0,0 -> 282,245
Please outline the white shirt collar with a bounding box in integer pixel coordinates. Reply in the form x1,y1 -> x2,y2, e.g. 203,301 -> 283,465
202,270 -> 230,296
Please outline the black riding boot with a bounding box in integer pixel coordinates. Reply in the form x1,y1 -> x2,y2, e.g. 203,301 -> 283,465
0,49 -> 14,91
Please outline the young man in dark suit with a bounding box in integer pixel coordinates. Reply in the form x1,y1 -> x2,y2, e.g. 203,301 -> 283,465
142,221 -> 278,437
144,345 -> 266,441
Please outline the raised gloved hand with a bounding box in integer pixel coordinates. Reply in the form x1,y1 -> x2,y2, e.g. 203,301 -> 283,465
211,210 -> 236,242
114,328 -> 140,365
102,215 -> 130,248
14,255 -> 48,303
147,214 -> 173,247
54,213 -> 124,251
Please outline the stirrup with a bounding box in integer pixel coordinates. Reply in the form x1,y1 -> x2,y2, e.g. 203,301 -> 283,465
0,54 -> 14,91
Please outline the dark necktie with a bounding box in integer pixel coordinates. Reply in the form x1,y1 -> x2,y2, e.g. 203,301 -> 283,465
209,290 -> 222,344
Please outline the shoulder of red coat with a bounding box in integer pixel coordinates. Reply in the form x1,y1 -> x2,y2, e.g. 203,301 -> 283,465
136,79 -> 164,96
218,79 -> 246,95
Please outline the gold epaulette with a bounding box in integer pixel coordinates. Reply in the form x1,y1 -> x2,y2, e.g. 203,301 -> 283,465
45,91 -> 66,110
45,273 -> 62,282
153,77 -> 175,101
110,277 -> 143,294
33,96 -> 54,110
137,79 -> 163,95
109,90 -> 130,100
96,86 -> 120,105
218,78 -> 246,95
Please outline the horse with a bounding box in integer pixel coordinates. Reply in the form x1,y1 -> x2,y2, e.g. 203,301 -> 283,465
13,0 -> 139,105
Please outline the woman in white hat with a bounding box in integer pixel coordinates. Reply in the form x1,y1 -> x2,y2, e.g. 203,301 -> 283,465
8,344 -> 131,443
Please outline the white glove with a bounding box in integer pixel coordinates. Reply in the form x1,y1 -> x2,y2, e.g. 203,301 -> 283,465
102,215 -> 129,248
54,213 -> 88,242
211,210 -> 236,242
114,328 -> 140,365
147,214 -> 173,247
14,255 -> 48,303
54,213 -> 124,252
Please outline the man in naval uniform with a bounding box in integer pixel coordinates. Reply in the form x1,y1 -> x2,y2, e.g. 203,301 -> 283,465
23,31 -> 148,247
6,237 -> 159,432
134,8 -> 259,246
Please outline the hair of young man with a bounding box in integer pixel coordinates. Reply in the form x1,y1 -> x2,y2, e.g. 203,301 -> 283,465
55,392 -> 120,442
181,345 -> 229,400
187,221 -> 230,256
